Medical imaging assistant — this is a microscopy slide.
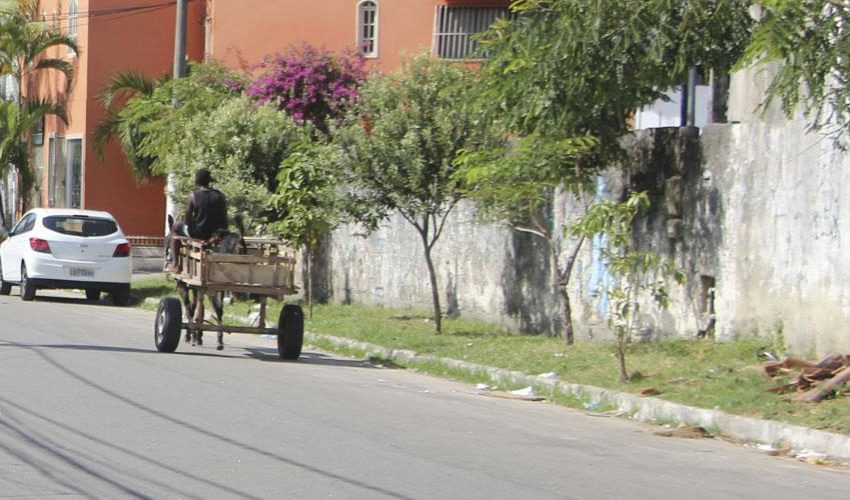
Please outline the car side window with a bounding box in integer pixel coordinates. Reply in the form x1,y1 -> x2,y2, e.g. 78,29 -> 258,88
11,214 -> 35,235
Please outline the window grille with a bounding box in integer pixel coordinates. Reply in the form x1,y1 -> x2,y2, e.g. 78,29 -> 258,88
434,6 -> 511,60
358,1 -> 378,57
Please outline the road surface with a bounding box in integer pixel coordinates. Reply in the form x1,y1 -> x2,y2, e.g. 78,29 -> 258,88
1,290 -> 849,499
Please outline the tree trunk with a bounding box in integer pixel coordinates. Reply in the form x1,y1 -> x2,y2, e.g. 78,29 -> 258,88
616,335 -> 629,383
421,239 -> 442,335
554,236 -> 585,346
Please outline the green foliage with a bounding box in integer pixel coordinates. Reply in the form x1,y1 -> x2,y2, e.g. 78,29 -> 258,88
334,54 -> 493,231
455,135 -> 598,227
572,192 -> 685,381
115,61 -> 246,177
478,0 -> 752,165
740,0 -> 850,145
93,71 -> 168,179
162,96 -> 307,229
332,54 -> 496,333
270,140 -> 341,247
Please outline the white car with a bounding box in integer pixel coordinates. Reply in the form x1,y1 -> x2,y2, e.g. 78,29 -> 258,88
0,208 -> 132,305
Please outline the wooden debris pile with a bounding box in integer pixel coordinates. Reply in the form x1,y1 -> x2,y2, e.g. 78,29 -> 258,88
764,354 -> 850,403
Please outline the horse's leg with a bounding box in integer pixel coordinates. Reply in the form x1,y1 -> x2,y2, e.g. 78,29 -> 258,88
212,291 -> 225,351
194,293 -> 205,346
177,283 -> 193,344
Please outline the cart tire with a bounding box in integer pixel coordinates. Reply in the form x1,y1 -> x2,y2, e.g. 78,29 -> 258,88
277,304 -> 303,360
155,297 -> 182,353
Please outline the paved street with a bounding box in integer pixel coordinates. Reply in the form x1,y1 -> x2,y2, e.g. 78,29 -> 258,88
1,291 -> 850,499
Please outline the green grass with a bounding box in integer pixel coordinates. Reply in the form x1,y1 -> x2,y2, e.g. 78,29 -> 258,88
131,277 -> 850,435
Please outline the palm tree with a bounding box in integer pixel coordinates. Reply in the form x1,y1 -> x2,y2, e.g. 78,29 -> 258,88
0,0 -> 78,218
94,71 -> 168,180
0,98 -> 66,226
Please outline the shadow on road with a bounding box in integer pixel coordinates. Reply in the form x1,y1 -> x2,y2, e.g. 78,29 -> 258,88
243,348 -> 389,368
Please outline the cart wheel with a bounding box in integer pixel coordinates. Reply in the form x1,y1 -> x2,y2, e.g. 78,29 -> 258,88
277,304 -> 303,360
155,297 -> 182,353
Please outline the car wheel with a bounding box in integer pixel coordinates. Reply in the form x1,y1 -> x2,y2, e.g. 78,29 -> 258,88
20,264 -> 36,301
111,284 -> 131,307
86,289 -> 100,301
277,304 -> 304,360
0,260 -> 10,296
155,297 -> 182,352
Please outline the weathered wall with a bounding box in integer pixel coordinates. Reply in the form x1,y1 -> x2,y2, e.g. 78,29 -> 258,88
319,73 -> 850,356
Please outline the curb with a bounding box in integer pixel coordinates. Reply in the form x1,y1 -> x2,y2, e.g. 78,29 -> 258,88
306,332 -> 850,461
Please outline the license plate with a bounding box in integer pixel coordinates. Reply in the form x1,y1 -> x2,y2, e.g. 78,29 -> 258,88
69,268 -> 94,277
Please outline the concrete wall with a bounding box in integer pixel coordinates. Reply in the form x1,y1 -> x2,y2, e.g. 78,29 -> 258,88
318,95 -> 850,356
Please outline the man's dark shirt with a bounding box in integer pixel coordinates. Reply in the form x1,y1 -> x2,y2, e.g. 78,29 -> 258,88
189,188 -> 228,240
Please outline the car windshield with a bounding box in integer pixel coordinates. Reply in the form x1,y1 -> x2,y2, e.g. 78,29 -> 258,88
42,215 -> 118,237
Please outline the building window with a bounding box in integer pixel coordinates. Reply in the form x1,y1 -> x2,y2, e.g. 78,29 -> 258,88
434,6 -> 511,60
68,0 -> 78,57
357,1 -> 378,58
67,138 -> 83,209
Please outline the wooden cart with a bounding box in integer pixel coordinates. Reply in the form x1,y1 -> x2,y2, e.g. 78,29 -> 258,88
154,237 -> 304,360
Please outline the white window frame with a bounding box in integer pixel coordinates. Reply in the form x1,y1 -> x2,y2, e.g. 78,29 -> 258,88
356,0 -> 379,59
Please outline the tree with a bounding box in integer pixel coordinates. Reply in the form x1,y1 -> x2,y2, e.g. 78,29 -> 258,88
455,134 -> 597,344
0,0 -> 78,215
247,44 -> 366,134
93,71 -> 167,180
0,98 -> 66,226
333,54 -> 494,334
571,192 -> 684,382
107,61 -> 246,179
462,0 -> 751,343
271,141 -> 343,317
159,96 -> 307,228
739,0 -> 850,145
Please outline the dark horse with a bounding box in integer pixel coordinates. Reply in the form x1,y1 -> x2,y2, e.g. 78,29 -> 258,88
164,214 -> 246,350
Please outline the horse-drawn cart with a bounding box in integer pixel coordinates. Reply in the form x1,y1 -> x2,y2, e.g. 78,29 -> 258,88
154,237 -> 304,360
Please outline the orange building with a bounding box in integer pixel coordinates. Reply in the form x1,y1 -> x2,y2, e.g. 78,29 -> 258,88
28,0 -> 509,236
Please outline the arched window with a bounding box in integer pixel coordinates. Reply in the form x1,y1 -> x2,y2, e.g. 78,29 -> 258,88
68,0 -> 78,56
357,1 -> 378,58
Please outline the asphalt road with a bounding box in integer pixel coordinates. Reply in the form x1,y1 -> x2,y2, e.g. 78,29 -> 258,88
1,290 -> 850,499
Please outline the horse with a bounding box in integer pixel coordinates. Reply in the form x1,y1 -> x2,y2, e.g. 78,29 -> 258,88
164,214 -> 247,351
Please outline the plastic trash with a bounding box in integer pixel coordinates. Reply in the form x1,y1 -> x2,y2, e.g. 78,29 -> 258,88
475,383 -> 490,391
538,372 -> 557,379
510,386 -> 534,397
583,402 -> 600,410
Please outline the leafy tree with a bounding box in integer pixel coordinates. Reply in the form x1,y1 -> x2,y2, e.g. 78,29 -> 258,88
247,44 -> 366,133
478,0 -> 752,165
93,71 -> 167,180
571,192 -> 684,382
455,134 -> 597,343
460,0 -> 751,343
111,62 -> 246,178
739,0 -> 850,145
271,141 -> 343,316
160,96 -> 307,228
333,54 -> 494,335
0,98 -> 65,225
